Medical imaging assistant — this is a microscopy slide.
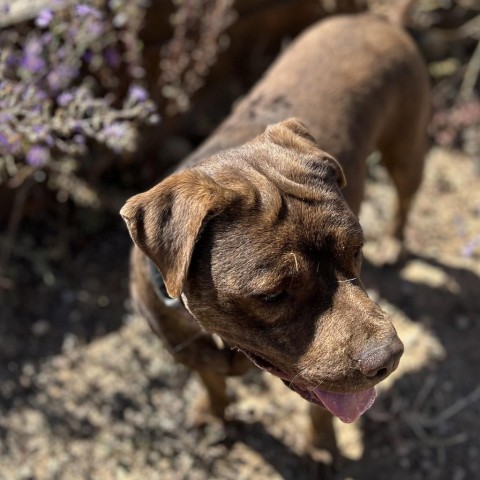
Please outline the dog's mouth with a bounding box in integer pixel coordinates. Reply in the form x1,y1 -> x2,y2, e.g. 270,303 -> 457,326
241,348 -> 377,424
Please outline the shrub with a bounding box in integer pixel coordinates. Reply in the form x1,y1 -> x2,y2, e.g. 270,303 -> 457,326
0,0 -> 158,206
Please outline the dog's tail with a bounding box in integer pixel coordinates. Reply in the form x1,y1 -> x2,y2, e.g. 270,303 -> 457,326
386,0 -> 418,27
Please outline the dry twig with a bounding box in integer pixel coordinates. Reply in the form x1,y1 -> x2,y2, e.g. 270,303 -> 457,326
459,39 -> 480,100
0,0 -> 75,28
432,384 -> 480,425
433,14 -> 480,41
0,177 -> 33,272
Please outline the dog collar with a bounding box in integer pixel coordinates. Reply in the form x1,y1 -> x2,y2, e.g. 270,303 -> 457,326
146,259 -> 225,350
147,259 -> 181,309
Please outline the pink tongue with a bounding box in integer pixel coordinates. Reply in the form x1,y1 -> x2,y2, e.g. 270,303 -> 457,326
313,387 -> 377,423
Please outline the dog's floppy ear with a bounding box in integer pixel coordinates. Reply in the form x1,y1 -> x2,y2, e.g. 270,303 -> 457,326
120,169 -> 240,298
265,118 -> 318,149
265,118 -> 347,189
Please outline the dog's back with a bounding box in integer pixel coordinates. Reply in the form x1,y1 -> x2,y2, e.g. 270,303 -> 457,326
187,14 -> 430,216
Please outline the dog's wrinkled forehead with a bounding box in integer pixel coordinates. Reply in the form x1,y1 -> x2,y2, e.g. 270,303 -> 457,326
202,130 -> 345,206
199,127 -> 361,286
207,226 -> 298,295
121,119 -> 358,300
203,136 -> 359,244
204,183 -> 362,297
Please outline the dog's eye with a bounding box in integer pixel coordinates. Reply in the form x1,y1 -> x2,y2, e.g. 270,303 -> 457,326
258,291 -> 287,303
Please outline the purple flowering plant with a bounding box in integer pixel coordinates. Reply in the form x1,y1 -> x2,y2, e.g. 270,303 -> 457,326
0,0 -> 157,206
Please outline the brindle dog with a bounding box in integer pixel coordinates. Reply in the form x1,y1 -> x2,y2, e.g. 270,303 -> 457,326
121,12 -> 430,456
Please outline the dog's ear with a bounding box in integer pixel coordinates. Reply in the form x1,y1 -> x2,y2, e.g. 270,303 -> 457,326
120,169 -> 240,298
265,118 -> 346,189
265,118 -> 318,149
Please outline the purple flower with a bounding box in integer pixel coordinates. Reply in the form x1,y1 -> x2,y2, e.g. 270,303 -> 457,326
45,134 -> 54,147
104,47 -> 121,68
47,65 -> 78,92
31,126 -> 52,146
25,37 -> 43,55
26,146 -> 49,167
128,85 -> 148,103
103,122 -> 126,139
32,125 -> 49,138
21,38 -> 45,74
75,4 -> 102,18
40,32 -> 53,45
71,120 -> 82,133
35,89 -> 48,102
83,50 -> 93,64
87,19 -> 104,38
21,55 -> 45,75
462,236 -> 480,258
0,113 -> 13,123
57,91 -> 74,106
6,53 -> 17,68
35,9 -> 53,28
74,134 -> 85,145
0,133 -> 11,152
103,122 -> 128,152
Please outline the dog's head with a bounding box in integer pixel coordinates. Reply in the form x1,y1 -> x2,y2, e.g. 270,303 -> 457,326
121,118 -> 403,423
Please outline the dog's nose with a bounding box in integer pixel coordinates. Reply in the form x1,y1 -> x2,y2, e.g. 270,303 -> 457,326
357,336 -> 404,379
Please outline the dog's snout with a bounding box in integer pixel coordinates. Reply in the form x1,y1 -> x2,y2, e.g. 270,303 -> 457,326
357,336 -> 404,379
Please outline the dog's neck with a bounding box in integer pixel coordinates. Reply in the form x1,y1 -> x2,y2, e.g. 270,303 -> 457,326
147,258 -> 226,350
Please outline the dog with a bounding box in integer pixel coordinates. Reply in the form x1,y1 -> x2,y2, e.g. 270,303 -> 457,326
120,9 -> 430,457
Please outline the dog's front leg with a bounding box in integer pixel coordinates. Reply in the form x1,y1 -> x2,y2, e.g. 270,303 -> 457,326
189,368 -> 229,424
308,405 -> 339,463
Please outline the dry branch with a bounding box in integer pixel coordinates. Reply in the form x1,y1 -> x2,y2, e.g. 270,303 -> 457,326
459,39 -> 480,100
0,0 -> 74,28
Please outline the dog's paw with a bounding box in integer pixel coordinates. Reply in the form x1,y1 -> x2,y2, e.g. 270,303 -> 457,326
305,445 -> 335,465
302,446 -> 338,479
186,392 -> 227,428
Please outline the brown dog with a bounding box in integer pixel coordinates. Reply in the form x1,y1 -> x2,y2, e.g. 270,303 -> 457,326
121,12 -> 430,455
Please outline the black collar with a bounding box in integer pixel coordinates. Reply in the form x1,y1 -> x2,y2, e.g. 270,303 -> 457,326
147,259 -> 226,350
147,259 -> 181,308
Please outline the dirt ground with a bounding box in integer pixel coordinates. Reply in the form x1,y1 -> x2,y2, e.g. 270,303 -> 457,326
1,145 -> 479,480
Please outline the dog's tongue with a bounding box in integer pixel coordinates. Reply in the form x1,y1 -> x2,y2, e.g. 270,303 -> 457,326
313,387 -> 377,423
